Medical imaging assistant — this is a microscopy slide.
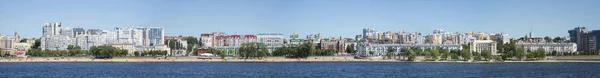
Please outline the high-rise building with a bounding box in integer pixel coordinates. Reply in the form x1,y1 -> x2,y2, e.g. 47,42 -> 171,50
144,27 -> 165,46
60,27 -> 74,37
41,23 -> 164,51
73,26 -> 86,37
589,30 -> 600,51
115,26 -> 144,46
53,22 -> 62,35
42,22 -> 62,36
87,29 -> 102,35
568,27 -> 590,51
362,27 -> 377,40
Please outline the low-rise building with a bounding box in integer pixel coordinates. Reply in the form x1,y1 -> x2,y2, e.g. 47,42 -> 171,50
357,43 -> 462,56
136,45 -> 171,55
257,33 -> 284,46
515,43 -> 577,54
109,44 -> 136,56
470,40 -> 498,55
14,43 -> 31,56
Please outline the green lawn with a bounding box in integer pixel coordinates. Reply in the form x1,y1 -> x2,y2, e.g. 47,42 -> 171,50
557,55 -> 600,59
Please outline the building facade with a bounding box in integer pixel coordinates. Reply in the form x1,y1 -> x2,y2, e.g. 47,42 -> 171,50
357,43 -> 462,56
568,27 -> 590,51
470,40 -> 498,55
515,43 -> 577,54
257,33 -> 284,46
39,23 -> 165,55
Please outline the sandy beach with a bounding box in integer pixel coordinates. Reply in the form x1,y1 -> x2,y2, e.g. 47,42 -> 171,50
1,56 -> 599,63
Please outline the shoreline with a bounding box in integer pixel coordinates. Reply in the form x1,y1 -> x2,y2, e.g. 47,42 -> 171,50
1,56 -> 600,63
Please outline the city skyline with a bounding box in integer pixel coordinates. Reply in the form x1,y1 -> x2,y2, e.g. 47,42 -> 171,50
2,0 -> 600,38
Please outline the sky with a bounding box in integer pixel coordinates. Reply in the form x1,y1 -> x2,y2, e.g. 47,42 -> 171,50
1,0 -> 599,38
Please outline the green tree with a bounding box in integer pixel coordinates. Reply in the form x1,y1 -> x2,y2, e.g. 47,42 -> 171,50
440,48 -> 449,60
415,48 -> 423,56
31,39 -> 41,49
184,37 -> 199,55
536,48 -> 547,60
553,37 -> 562,43
295,42 -> 312,58
472,52 -> 481,61
0,48 -> 4,57
451,53 -> 459,60
403,47 -> 416,61
25,48 -> 33,56
423,49 -> 432,60
461,50 -> 471,61
544,36 -> 552,42
134,51 -> 140,57
238,42 -> 270,59
20,38 -> 27,43
121,49 -> 129,56
516,46 -> 526,61
167,39 -> 183,50
345,44 -> 356,54
461,44 -> 472,61
90,45 -> 118,59
501,41 -> 517,60
494,39 -> 505,56
309,45 -> 317,56
482,50 -> 493,61
526,51 -> 535,60
450,50 -> 460,60
386,46 -> 394,59
272,46 -> 287,56
431,48 -> 440,60
369,51 -> 375,56
217,50 -> 226,59
258,45 -> 268,58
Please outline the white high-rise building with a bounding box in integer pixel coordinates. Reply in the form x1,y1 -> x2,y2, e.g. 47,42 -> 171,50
42,22 -> 62,36
143,27 -> 165,46
115,27 -> 144,46
41,23 -> 165,51
60,27 -> 74,37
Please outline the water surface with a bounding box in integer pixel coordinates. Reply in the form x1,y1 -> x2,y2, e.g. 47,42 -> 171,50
0,62 -> 598,77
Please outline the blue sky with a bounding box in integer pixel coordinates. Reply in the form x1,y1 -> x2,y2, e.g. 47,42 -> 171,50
1,0 -> 599,38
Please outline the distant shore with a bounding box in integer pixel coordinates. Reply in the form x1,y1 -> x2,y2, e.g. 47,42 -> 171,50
1,56 -> 600,63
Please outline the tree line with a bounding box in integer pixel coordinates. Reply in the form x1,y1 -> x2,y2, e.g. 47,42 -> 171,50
26,45 -> 90,57
136,50 -> 169,57
271,42 -> 339,58
89,45 -> 129,59
166,37 -> 201,56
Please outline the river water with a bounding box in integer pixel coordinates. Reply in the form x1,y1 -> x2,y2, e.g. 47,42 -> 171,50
0,62 -> 598,78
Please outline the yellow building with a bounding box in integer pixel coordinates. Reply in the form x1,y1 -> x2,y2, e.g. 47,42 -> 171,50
13,43 -> 31,56
109,44 -> 136,56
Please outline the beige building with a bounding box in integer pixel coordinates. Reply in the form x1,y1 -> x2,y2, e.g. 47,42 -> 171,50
14,43 -> 31,56
136,45 -> 171,55
470,40 -> 498,55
